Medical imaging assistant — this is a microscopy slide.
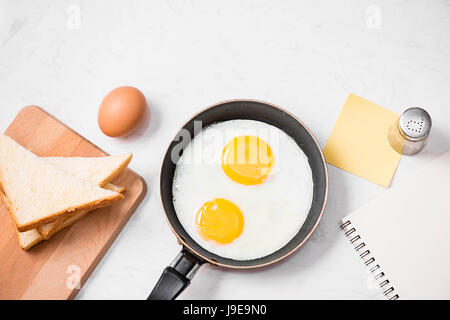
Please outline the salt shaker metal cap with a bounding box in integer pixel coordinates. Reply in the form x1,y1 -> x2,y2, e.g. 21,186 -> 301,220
388,107 -> 432,155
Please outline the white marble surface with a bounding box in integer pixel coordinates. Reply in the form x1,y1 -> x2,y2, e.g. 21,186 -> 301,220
1,0 -> 449,299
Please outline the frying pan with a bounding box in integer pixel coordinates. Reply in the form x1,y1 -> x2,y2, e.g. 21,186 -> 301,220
148,99 -> 328,300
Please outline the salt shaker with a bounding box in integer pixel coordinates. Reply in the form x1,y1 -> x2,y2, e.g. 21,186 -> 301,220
388,107 -> 432,155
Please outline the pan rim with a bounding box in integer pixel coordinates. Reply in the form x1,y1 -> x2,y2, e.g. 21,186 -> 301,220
159,98 -> 328,269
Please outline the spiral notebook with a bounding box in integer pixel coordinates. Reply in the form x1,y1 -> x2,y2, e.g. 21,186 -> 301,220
340,150 -> 450,300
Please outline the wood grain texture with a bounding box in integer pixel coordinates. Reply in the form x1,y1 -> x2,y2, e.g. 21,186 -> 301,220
0,106 -> 147,300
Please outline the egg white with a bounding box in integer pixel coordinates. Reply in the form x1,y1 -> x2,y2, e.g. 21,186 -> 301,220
172,120 -> 314,260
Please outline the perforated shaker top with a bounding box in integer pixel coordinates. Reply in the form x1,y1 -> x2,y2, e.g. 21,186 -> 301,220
398,107 -> 432,141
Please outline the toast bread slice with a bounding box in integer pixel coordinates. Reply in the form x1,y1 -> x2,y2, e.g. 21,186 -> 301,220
0,134 -> 123,232
9,184 -> 125,249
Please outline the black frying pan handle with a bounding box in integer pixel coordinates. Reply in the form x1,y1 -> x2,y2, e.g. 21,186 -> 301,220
148,247 -> 205,300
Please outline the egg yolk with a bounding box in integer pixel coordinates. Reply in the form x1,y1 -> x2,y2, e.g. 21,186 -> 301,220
196,198 -> 244,244
221,135 -> 274,185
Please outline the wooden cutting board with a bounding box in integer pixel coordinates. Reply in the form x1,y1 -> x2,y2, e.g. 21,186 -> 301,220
0,106 -> 147,299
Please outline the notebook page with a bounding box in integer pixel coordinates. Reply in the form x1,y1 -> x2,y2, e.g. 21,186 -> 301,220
341,151 -> 450,299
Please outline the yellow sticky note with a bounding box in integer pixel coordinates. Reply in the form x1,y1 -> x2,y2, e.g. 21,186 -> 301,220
323,93 -> 401,187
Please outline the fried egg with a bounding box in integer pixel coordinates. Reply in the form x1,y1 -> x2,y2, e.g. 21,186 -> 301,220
172,120 -> 313,260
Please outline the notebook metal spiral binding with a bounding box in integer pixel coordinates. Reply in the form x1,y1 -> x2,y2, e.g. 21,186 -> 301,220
340,220 -> 399,300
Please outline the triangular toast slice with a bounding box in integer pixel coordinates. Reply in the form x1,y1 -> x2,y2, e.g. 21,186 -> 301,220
10,183 -> 125,250
0,134 -> 123,232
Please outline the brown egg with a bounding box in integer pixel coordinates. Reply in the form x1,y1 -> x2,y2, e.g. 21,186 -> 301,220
98,86 -> 147,137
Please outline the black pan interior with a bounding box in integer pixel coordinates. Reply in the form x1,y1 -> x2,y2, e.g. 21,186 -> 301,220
160,100 -> 327,268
